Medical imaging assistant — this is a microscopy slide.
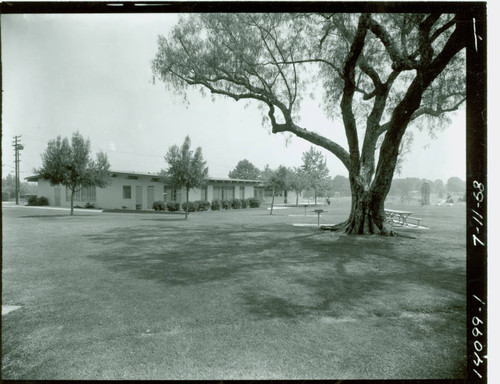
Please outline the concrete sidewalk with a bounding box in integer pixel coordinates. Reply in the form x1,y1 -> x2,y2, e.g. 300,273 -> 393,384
2,202 -> 103,213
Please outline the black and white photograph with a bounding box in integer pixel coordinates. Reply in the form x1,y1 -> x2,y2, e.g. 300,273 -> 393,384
1,2 -> 487,381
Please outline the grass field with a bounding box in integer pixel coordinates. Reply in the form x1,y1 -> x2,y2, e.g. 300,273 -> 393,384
1,200 -> 466,380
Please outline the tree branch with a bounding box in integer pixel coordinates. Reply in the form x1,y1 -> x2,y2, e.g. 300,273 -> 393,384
267,104 -> 351,171
411,96 -> 466,120
341,13 -> 370,173
430,18 -> 456,43
366,16 -> 418,70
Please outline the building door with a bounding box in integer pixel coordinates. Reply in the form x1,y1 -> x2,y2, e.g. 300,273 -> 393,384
54,187 -> 61,206
147,186 -> 155,209
136,186 -> 143,210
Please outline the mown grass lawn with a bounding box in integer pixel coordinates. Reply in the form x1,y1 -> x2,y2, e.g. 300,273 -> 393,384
1,201 -> 466,380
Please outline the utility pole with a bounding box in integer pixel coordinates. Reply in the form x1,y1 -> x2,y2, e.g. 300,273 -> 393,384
12,135 -> 24,205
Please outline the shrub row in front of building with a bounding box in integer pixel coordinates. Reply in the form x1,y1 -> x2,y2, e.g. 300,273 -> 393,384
26,195 -> 49,206
152,198 -> 261,212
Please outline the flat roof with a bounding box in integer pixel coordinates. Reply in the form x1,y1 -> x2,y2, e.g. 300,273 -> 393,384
26,170 -> 262,185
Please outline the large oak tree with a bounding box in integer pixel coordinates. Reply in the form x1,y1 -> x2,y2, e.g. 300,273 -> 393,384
152,12 -> 467,235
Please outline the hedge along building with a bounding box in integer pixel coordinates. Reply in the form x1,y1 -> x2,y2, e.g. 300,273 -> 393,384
25,170 -> 265,210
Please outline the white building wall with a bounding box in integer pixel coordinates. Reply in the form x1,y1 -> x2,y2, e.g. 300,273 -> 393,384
36,180 -> 55,205
98,174 -> 165,210
31,174 -> 262,210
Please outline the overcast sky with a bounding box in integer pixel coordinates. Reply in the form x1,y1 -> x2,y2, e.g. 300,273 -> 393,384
1,13 -> 466,182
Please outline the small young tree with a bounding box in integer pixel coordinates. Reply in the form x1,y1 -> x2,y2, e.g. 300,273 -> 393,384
260,165 -> 279,215
289,167 -> 308,206
260,165 -> 291,214
36,132 -> 110,215
275,165 -> 292,204
301,147 -> 329,205
164,136 -> 209,220
228,159 -> 261,180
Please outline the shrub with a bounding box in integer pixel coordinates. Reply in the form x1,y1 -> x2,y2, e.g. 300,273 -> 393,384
248,198 -> 261,208
27,195 -> 38,206
221,199 -> 231,210
166,202 -> 180,211
37,196 -> 49,206
231,198 -> 242,209
195,200 -> 210,211
152,201 -> 166,211
2,191 -> 10,201
210,199 -> 221,211
181,201 -> 198,212
240,198 -> 248,208
26,195 -> 48,206
85,202 -> 95,209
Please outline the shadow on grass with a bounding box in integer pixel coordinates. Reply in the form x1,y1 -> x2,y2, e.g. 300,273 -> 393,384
86,222 -> 465,322
141,218 -> 188,222
20,215 -> 91,218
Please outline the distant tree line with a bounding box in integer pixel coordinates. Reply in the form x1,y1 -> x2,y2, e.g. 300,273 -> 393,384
388,177 -> 465,198
1,173 -> 37,200
227,154 -> 465,204
228,146 -> 333,210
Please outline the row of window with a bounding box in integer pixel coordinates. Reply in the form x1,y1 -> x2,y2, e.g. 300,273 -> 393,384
213,186 -> 245,200
65,185 -> 253,203
121,185 -> 246,201
66,186 -> 97,202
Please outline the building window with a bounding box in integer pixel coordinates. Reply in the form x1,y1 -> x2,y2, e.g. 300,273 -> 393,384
201,187 -> 208,201
213,186 -> 221,200
66,186 -> 97,202
239,186 -> 245,199
213,186 -> 236,200
226,186 -> 234,200
171,189 -> 177,202
163,186 -> 168,202
123,186 -> 132,199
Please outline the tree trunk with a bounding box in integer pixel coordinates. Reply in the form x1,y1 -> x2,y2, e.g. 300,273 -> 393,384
284,190 -> 288,204
295,191 -> 299,207
185,189 -> 189,220
70,189 -> 75,216
314,189 -> 317,205
342,189 -> 391,235
327,174 -> 393,235
270,187 -> 275,215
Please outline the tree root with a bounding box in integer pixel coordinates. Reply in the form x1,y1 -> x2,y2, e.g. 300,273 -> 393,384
392,231 -> 416,239
319,220 -> 415,238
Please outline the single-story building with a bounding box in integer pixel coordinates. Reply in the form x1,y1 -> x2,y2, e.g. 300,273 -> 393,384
25,170 -> 270,210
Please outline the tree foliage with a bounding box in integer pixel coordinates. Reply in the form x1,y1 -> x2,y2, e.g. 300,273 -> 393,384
2,173 -> 37,198
35,132 -> 110,215
164,136 -> 209,219
288,167 -> 308,205
446,176 -> 465,193
228,159 -> 261,180
301,146 -> 329,204
153,12 -> 467,234
332,175 -> 350,196
260,164 -> 282,214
